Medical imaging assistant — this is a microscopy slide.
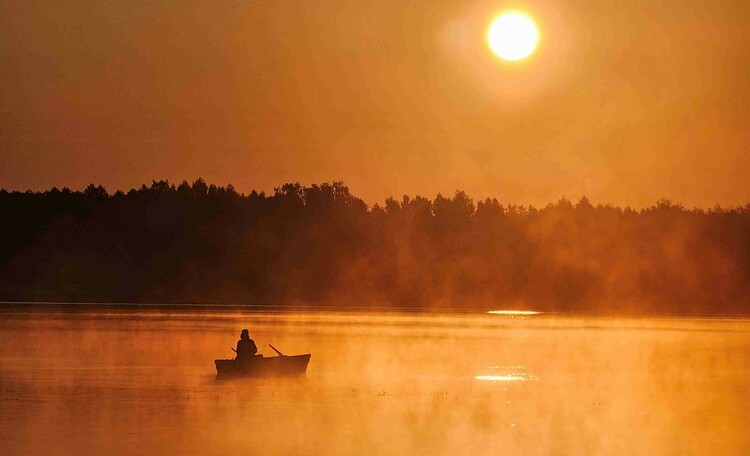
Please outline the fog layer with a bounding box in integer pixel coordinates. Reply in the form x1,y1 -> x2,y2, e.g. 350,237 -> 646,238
1,310 -> 748,455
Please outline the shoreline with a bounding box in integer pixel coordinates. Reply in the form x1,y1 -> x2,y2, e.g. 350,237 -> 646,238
1,300 -> 749,320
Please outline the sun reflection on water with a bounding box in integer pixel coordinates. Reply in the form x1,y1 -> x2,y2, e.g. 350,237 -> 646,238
474,374 -> 529,382
487,310 -> 541,315
475,365 -> 535,382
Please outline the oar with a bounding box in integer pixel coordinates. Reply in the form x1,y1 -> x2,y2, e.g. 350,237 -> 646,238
269,344 -> 286,357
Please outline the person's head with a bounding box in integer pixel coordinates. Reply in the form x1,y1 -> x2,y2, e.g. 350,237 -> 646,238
240,329 -> 249,340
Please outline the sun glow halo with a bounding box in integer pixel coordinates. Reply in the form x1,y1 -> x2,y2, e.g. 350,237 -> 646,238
488,13 -> 538,61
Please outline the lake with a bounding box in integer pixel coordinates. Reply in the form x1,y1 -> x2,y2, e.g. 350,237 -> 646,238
1,307 -> 748,455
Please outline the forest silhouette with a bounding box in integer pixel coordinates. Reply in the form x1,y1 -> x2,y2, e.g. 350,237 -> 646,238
1,179 -> 748,315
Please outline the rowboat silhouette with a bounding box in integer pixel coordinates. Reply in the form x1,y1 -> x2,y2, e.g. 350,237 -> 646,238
215,344 -> 311,380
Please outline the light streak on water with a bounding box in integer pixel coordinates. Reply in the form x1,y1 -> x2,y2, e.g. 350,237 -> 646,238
475,365 -> 535,382
474,374 -> 529,382
487,310 -> 541,315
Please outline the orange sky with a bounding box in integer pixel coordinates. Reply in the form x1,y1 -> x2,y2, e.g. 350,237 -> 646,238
2,0 -> 750,208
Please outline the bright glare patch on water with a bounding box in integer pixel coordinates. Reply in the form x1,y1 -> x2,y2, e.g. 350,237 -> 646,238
487,310 -> 541,319
474,374 -> 528,382
487,310 -> 541,315
476,365 -> 534,382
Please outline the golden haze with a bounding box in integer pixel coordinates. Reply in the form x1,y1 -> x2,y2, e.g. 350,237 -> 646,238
1,1 -> 750,207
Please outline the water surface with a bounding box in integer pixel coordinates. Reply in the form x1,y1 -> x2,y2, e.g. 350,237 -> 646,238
1,308 -> 748,455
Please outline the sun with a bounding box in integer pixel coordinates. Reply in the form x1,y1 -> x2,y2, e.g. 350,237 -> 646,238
488,13 -> 538,61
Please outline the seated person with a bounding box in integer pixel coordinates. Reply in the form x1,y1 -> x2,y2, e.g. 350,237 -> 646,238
236,329 -> 258,360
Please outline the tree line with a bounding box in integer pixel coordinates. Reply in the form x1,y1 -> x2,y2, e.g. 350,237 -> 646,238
1,179 -> 748,315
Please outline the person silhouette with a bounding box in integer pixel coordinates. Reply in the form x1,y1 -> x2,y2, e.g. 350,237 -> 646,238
236,329 -> 258,360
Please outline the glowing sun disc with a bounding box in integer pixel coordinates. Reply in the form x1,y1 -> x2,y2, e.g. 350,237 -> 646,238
488,13 -> 538,61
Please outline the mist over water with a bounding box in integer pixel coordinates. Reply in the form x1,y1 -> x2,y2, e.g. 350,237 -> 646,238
1,308 -> 748,455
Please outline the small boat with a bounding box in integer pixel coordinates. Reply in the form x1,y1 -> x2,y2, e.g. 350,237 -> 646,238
215,344 -> 311,380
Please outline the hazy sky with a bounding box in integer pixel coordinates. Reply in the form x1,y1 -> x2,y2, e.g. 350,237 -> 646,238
2,0 -> 749,207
